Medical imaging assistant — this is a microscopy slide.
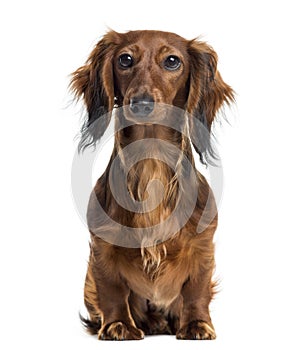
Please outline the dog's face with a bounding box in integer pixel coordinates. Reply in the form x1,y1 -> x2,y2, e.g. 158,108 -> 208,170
71,30 -> 234,161
113,31 -> 190,116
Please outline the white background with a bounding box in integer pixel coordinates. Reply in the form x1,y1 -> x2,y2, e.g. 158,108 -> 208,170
1,0 -> 296,349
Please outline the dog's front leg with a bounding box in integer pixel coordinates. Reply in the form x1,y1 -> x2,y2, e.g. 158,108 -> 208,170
90,252 -> 144,340
176,261 -> 216,340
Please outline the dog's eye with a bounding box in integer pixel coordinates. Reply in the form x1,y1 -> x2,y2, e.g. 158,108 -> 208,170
118,54 -> 133,69
163,55 -> 181,71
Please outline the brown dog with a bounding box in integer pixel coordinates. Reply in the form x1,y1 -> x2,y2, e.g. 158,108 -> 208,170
71,30 -> 234,340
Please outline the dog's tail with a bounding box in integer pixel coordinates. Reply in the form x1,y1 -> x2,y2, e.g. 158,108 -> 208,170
79,313 -> 101,335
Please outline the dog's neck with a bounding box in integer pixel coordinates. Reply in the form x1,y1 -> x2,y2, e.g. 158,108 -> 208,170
113,120 -> 195,210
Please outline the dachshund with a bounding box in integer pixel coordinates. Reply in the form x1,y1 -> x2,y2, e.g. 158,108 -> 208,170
71,30 -> 234,340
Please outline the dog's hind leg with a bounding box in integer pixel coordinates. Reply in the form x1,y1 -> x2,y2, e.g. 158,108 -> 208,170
80,250 -> 101,335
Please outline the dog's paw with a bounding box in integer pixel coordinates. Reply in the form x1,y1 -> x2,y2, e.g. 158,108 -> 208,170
176,320 -> 216,340
98,321 -> 144,340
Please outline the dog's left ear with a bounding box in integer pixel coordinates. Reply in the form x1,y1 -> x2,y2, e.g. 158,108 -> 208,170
186,40 -> 235,163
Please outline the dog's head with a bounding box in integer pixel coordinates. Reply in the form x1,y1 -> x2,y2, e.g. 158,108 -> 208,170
70,30 -> 234,162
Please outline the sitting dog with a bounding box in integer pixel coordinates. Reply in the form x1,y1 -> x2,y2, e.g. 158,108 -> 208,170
71,30 -> 234,340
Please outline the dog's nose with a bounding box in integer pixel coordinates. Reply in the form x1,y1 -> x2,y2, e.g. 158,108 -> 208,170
129,95 -> 154,117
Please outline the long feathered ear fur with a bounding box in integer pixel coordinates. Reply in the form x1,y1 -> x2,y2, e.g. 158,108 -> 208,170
186,39 -> 235,164
70,31 -> 119,152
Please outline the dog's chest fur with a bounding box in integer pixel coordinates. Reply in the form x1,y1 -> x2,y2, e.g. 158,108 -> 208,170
127,158 -> 177,276
114,124 -> 187,278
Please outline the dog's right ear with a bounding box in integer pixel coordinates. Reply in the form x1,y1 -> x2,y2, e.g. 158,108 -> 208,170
70,31 -> 119,151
